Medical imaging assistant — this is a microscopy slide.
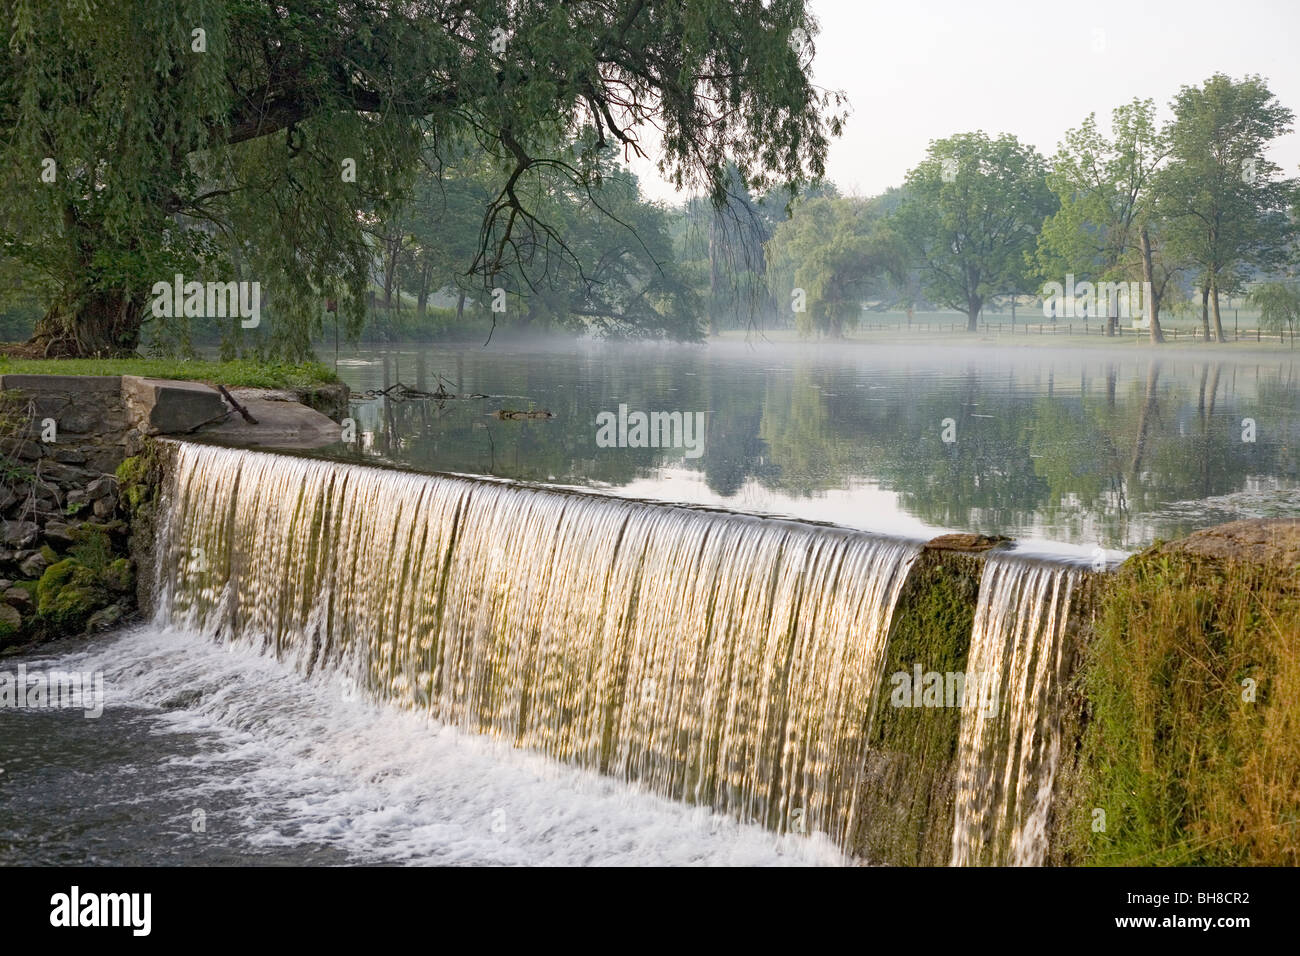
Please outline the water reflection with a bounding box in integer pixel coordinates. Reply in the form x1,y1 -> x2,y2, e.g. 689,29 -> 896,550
329,342 -> 1300,550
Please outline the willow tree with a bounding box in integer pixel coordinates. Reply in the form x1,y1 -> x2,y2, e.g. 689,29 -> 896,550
0,0 -> 842,357
765,195 -> 899,339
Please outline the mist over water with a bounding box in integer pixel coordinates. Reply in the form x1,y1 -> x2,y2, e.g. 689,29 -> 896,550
330,340 -> 1300,552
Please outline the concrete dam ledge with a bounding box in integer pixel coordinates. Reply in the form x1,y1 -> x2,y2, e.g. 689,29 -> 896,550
0,373 -> 345,451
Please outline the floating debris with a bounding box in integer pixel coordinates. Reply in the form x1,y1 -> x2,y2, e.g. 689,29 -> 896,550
491,409 -> 554,420
361,379 -> 488,402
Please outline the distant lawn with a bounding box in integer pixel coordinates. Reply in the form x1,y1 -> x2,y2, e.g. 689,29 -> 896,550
0,357 -> 338,389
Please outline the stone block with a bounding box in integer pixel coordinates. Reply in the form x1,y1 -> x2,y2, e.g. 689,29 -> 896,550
121,375 -> 228,435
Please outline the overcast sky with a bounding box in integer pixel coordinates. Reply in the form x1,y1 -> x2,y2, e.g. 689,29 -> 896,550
629,0 -> 1300,203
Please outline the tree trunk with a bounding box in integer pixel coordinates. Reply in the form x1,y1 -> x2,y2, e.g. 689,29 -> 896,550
30,286 -> 144,357
1139,227 -> 1165,344
456,292 -> 466,321
966,299 -> 981,332
416,257 -> 432,317
382,226 -> 402,309
708,213 -> 722,336
1200,283 -> 1211,342
1209,279 -> 1227,343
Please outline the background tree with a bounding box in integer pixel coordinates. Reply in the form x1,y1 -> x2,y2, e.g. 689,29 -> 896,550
675,167 -> 780,336
1251,280 -> 1300,345
1156,74 -> 1298,343
765,195 -> 899,338
891,132 -> 1055,332
1037,99 -> 1172,341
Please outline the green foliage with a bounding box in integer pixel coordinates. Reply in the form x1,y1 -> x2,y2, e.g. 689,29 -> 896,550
892,132 -> 1056,330
1036,99 -> 1173,331
766,195 -> 899,337
1250,280 -> 1300,338
0,0 -> 839,357
1156,74 -> 1299,340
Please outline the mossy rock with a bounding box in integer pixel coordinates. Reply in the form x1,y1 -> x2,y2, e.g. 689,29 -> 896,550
104,558 -> 134,593
116,448 -> 164,514
852,549 -> 984,865
0,603 -> 23,643
35,557 -> 111,633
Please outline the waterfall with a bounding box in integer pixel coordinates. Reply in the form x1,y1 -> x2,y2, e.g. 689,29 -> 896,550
950,554 -> 1082,866
154,442 -> 921,850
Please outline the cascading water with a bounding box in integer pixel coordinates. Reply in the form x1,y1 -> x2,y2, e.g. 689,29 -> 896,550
950,554 -> 1082,866
154,442 -> 921,851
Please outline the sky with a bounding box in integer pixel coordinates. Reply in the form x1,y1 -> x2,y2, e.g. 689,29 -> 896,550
628,0 -> 1300,203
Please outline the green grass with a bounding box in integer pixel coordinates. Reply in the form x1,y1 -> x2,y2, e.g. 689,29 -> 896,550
1077,545 -> 1300,865
0,357 -> 338,389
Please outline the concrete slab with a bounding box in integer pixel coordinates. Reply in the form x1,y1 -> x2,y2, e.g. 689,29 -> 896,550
121,375 -> 228,434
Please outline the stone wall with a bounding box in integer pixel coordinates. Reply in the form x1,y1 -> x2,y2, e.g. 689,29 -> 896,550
0,376 -> 137,647
0,373 -> 344,649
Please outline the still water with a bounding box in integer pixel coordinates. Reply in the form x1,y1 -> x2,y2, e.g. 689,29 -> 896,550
332,340 -> 1300,552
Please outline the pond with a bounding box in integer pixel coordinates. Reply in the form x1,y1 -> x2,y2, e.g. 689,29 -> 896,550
329,339 -> 1300,553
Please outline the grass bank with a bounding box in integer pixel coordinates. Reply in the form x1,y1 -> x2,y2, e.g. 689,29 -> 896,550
1076,521 -> 1300,865
0,357 -> 338,389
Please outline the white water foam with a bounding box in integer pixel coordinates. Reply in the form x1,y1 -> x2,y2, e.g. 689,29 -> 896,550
35,625 -> 847,866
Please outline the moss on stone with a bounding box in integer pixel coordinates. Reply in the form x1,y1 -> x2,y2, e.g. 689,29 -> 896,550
36,558 -> 99,631
851,549 -> 983,865
0,604 -> 21,642
118,438 -> 169,617
32,540 -> 132,635
104,557 -> 134,593
116,445 -> 164,516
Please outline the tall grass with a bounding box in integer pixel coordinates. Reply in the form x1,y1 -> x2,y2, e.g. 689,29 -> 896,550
1080,545 -> 1300,865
